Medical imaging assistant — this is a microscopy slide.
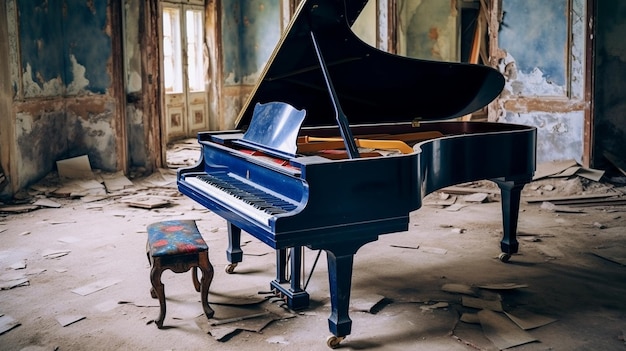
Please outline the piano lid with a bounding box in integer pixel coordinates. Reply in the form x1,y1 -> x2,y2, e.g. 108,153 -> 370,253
235,0 -> 505,129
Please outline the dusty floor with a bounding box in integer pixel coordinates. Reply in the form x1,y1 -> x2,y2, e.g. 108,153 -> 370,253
1,151 -> 626,350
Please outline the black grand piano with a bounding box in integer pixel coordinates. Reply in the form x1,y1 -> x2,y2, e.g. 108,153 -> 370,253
178,0 -> 536,347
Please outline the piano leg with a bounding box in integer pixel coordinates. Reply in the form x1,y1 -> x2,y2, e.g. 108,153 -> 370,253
226,222 -> 243,273
275,248 -> 288,284
493,179 -> 527,262
325,249 -> 354,338
270,246 -> 310,310
319,237 -> 377,347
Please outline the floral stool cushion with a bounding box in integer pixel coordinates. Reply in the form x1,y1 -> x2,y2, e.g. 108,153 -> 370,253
147,220 -> 208,257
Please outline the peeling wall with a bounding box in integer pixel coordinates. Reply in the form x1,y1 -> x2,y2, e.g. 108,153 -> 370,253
123,0 -> 148,167
496,0 -> 587,164
1,0 -> 121,199
0,1 -> 13,196
219,0 -> 281,129
397,0 -> 459,61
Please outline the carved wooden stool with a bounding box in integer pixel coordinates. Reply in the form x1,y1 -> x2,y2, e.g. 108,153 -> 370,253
146,220 -> 214,328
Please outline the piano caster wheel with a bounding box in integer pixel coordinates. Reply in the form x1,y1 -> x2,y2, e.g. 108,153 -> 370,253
498,252 -> 511,263
225,263 -> 238,274
326,335 -> 345,349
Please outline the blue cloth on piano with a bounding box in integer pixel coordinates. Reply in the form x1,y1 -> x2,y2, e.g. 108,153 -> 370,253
147,220 -> 208,257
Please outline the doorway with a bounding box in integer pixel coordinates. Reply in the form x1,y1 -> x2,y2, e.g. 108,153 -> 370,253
161,1 -> 208,143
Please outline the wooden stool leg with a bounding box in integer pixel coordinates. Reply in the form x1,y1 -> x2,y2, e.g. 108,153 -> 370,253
198,251 -> 215,319
192,267 -> 200,292
150,259 -> 167,328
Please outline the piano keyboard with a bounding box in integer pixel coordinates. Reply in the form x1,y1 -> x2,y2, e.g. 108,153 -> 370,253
184,173 -> 298,226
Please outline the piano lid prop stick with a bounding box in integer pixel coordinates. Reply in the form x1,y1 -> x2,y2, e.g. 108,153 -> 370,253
309,30 -> 360,159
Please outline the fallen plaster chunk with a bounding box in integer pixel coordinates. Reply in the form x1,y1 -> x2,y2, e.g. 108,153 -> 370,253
540,201 -> 585,213
441,283 -> 479,296
477,283 -> 529,290
420,301 -> 449,311
41,249 -> 71,259
0,314 -> 21,335
32,198 -> 62,208
48,220 -> 77,225
590,246 -> 626,266
71,278 -> 121,296
208,326 -> 240,341
26,268 -> 46,275
120,195 -> 171,209
102,171 -> 134,192
445,203 -> 467,211
56,315 -> 86,327
463,192 -> 489,203
56,155 -> 94,180
504,310 -> 557,330
0,273 -> 29,290
0,205 -> 38,213
389,244 -> 419,250
460,313 -> 480,324
462,296 -> 503,312
9,260 -> 26,270
477,309 -> 537,350
350,293 -> 386,312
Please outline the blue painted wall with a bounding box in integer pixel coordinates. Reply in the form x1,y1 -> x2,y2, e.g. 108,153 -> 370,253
222,0 -> 280,85
18,0 -> 111,95
499,0 -> 567,87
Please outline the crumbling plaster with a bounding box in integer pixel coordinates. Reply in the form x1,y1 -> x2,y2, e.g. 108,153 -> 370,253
1,0 -> 123,200
495,0 -> 587,164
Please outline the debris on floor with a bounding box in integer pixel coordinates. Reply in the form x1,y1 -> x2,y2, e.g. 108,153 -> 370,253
0,314 -> 20,335
477,309 -> 537,349
71,278 -> 121,296
197,300 -> 297,342
0,273 -> 29,290
444,281 -> 557,350
590,245 -> 626,266
55,315 -> 86,327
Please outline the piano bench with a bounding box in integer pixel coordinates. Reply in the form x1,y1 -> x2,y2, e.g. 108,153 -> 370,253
146,220 -> 215,328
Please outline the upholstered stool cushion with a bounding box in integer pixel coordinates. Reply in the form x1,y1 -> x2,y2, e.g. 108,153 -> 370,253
147,220 -> 208,257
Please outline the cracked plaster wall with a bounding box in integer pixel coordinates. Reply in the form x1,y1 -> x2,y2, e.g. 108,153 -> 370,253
497,0 -> 586,164
1,0 -> 119,198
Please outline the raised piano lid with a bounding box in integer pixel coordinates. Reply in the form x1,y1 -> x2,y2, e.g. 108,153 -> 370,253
235,0 -> 505,131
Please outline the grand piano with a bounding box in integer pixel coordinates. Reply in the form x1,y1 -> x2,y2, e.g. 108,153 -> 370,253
178,0 -> 536,348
